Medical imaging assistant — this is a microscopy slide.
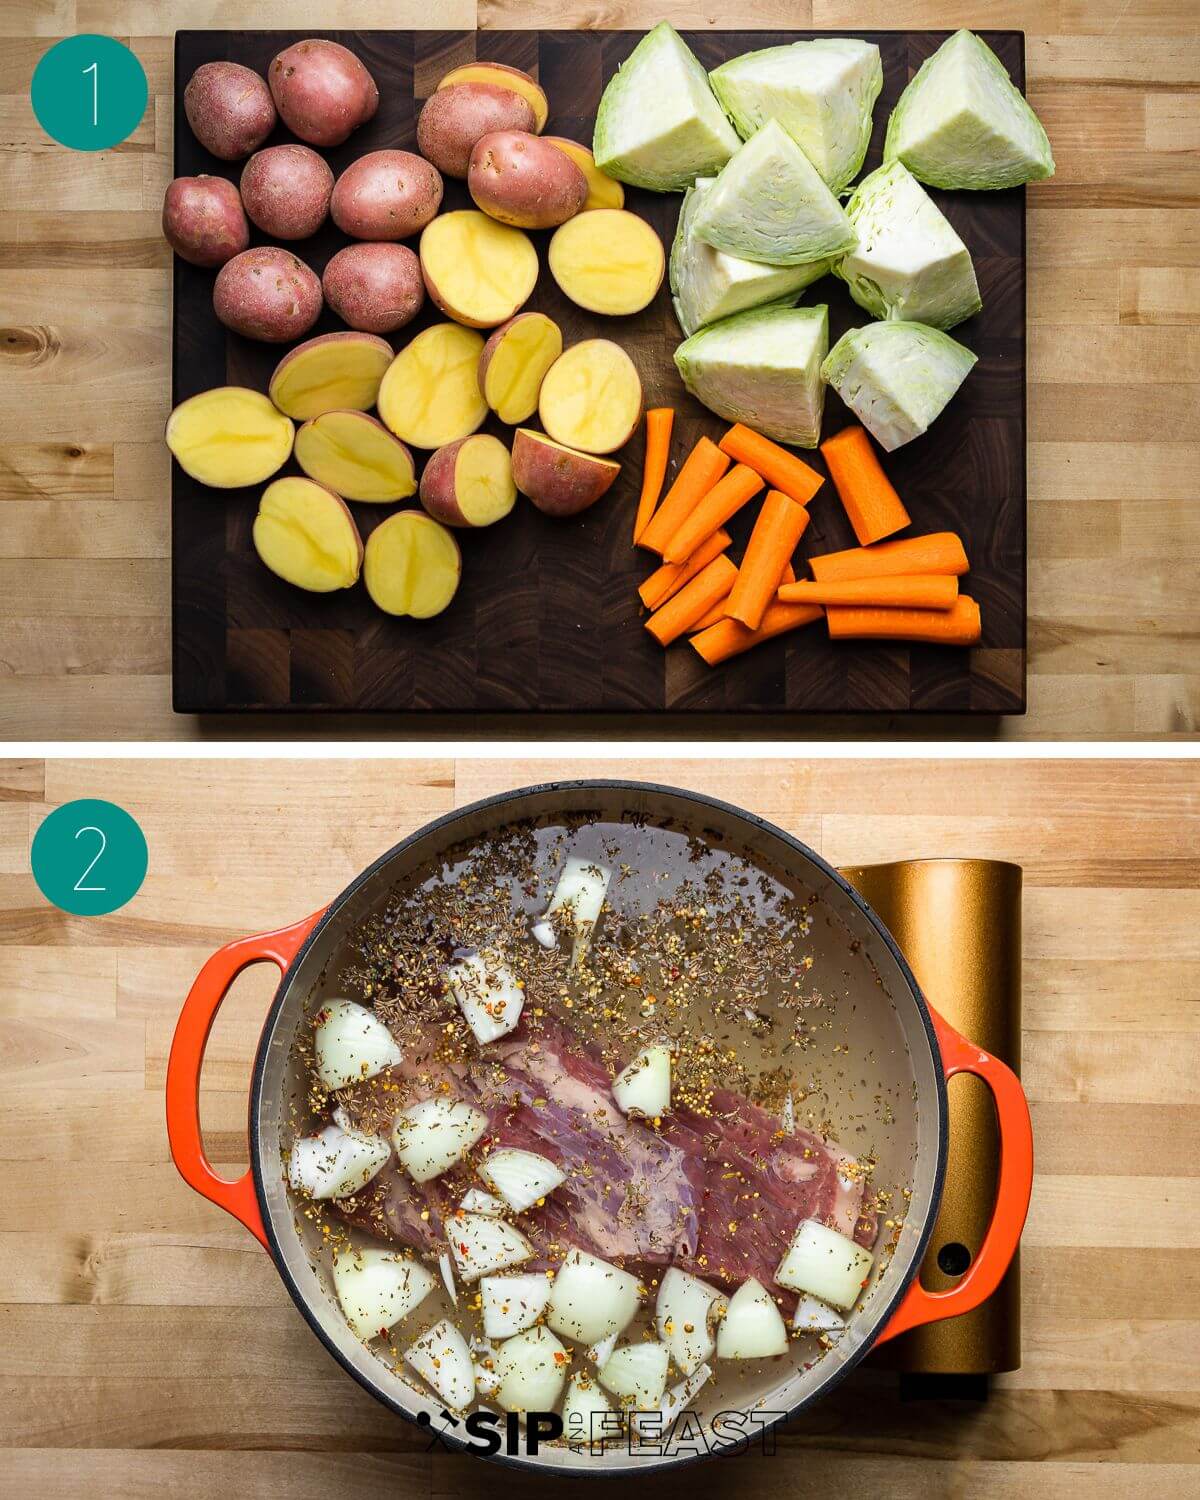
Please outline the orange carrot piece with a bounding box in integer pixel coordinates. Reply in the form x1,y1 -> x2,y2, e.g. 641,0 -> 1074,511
718,423 -> 823,506
809,532 -> 968,583
820,425 -> 910,546
638,529 -> 731,611
691,601 -> 824,666
779,574 -> 958,610
645,555 -> 738,647
638,436 -> 730,555
662,464 -> 765,565
690,562 -> 795,634
633,408 -> 676,544
825,595 -> 982,646
726,491 -> 811,630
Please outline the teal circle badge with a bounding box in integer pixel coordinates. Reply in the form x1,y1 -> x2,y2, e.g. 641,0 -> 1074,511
31,799 -> 149,916
31,35 -> 148,152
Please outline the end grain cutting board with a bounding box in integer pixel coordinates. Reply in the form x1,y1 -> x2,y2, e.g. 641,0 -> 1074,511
171,29 -> 1026,716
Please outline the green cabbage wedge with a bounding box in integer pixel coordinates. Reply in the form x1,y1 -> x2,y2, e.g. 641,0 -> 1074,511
884,29 -> 1054,190
592,22 -> 741,192
675,304 -> 829,448
821,320 -> 977,451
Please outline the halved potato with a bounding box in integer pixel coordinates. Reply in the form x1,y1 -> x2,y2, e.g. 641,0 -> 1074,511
252,476 -> 362,592
377,323 -> 488,450
548,209 -> 665,316
420,434 -> 516,528
436,62 -> 549,133
364,510 -> 462,618
294,410 -> 416,503
478,312 -> 563,425
268,332 -> 393,420
538,340 -> 643,455
511,429 -> 620,517
166,386 -> 294,489
543,138 -> 624,210
419,210 -> 539,328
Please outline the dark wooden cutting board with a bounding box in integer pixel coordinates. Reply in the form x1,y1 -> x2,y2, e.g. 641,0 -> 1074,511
172,29 -> 1026,716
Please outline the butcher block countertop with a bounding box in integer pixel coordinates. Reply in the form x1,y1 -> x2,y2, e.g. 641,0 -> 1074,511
2,1 -> 1199,740
2,754 -> 1198,1497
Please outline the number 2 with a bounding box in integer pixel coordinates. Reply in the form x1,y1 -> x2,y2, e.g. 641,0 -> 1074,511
73,825 -> 107,892
82,60 -> 98,127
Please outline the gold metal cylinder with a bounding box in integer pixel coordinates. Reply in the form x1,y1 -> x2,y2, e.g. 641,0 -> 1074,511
841,858 -> 1023,1375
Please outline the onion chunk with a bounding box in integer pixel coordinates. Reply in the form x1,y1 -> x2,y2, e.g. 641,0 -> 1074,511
448,1211 -> 534,1282
546,1248 -> 642,1345
331,1248 -> 436,1341
792,1293 -> 846,1334
495,1325 -> 570,1413
447,950 -> 525,1044
714,1277 -> 789,1359
313,1000 -> 402,1090
288,1123 -> 389,1201
655,1265 -> 721,1375
479,1147 -> 565,1213
391,1096 -> 487,1183
404,1317 -> 476,1410
612,1044 -> 671,1118
598,1340 -> 669,1410
776,1218 -> 874,1310
481,1271 -> 552,1339
563,1369 -> 617,1449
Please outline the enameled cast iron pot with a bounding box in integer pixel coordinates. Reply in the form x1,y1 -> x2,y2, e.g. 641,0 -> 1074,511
167,782 -> 1033,1474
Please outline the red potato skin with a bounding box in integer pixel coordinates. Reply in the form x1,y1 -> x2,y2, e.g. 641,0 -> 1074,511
322,243 -> 424,334
511,429 -> 620,516
184,61 -> 276,161
418,438 -> 472,527
416,83 -> 537,178
162,175 -> 249,268
268,39 -> 379,147
213,247 -> 322,343
468,131 -> 588,229
239,145 -> 333,240
331,151 -> 444,241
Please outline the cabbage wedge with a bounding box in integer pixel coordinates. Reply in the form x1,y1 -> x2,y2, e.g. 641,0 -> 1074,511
821,320 -> 976,451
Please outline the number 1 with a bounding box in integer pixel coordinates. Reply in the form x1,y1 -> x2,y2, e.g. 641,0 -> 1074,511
73,825 -> 107,892
83,60 -> 98,126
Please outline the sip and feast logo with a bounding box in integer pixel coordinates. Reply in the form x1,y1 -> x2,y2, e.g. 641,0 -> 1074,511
417,1405 -> 782,1458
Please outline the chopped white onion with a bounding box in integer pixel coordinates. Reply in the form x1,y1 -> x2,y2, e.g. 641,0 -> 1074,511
780,1092 -> 795,1133
655,1266 -> 721,1375
588,1330 -> 619,1368
612,1044 -> 672,1118
459,1187 -> 507,1216
391,1096 -> 487,1183
598,1340 -> 670,1410
631,1361 -> 712,1436
792,1294 -> 846,1334
474,1358 -> 501,1396
331,1248 -> 437,1341
448,1211 -> 533,1281
313,1000 -> 402,1090
479,1147 -> 565,1213
714,1278 -> 789,1359
481,1271 -> 553,1339
776,1219 -> 874,1310
546,1248 -> 642,1345
530,920 -> 557,950
438,1250 -> 457,1306
545,856 -> 611,938
562,1370 -> 616,1448
404,1317 -> 476,1410
495,1324 -> 570,1413
447,951 -> 525,1045
287,1123 -> 390,1201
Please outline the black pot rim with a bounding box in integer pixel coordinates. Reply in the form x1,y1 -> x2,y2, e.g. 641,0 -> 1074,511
249,778 -> 950,1477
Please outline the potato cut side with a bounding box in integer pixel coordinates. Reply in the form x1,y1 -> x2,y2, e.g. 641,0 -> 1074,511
252,477 -> 363,592
166,386 -> 294,489
453,434 -> 516,525
364,511 -> 462,618
293,411 -> 416,503
268,332 -> 393,421
543,138 -> 625,210
420,210 -> 539,329
437,63 -> 549,132
377,323 -> 488,451
480,313 -> 563,425
538,339 -> 643,455
548,209 -> 665,316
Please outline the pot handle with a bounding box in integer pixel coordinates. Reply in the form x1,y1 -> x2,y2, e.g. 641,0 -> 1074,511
165,910 -> 324,1250
875,1006 -> 1033,1344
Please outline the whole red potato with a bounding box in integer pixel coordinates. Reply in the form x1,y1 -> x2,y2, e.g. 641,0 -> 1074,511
240,144 -> 333,240
184,62 -> 276,161
330,151 -> 443,241
268,39 -> 379,147
162,175 -> 249,267
322,243 -> 424,334
213,247 -> 323,342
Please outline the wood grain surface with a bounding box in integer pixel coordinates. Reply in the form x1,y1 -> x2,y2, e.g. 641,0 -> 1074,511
0,2 -> 1197,738
171,26 -> 1026,718
2,754 -> 1198,1497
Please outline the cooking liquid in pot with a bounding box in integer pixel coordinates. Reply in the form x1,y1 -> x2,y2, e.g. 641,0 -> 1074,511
283,815 -> 916,1443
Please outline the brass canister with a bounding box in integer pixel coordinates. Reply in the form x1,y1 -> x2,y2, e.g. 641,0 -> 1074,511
842,858 -> 1023,1374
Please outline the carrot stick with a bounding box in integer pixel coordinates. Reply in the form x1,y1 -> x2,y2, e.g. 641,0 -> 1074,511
690,562 -> 796,634
638,436 -> 730,555
809,532 -> 968,583
825,595 -> 982,645
820,424 -> 910,546
718,423 -> 823,506
645,554 -> 739,647
779,574 -> 958,610
691,601 -> 824,666
726,492 -> 811,630
638,529 -> 731,611
662,464 -> 765,565
633,408 -> 675,544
